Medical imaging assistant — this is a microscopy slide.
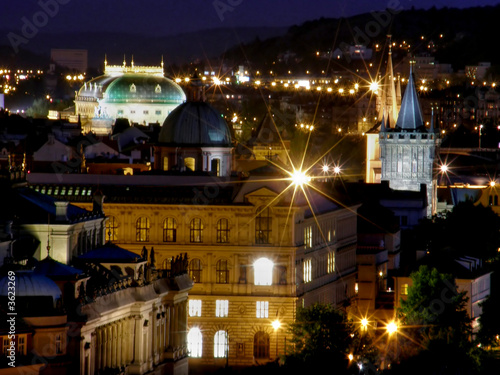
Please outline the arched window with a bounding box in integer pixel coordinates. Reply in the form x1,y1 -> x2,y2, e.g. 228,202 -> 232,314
255,207 -> 272,244
214,330 -> 228,358
216,259 -> 229,284
163,218 -> 177,242
106,216 -> 119,241
163,156 -> 169,171
217,218 -> 230,243
136,217 -> 150,242
188,327 -> 203,358
253,331 -> 270,359
185,157 -> 195,172
190,218 -> 203,243
189,258 -> 202,283
254,258 -> 273,286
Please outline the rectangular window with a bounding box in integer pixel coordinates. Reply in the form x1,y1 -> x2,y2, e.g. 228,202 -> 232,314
55,334 -> 62,354
256,301 -> 269,318
304,259 -> 312,283
3,337 -> 9,356
18,335 -> 26,355
189,299 -> 202,317
155,110 -> 162,115
401,283 -> 409,296
143,110 -> 149,115
327,252 -> 335,273
304,226 -> 312,248
117,110 -> 124,115
216,300 -> 229,317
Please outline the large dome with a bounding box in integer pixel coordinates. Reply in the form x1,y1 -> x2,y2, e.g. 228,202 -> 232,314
77,74 -> 186,104
0,270 -> 63,315
158,101 -> 232,147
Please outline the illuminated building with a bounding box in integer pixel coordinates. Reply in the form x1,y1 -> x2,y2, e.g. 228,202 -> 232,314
75,57 -> 186,135
379,62 -> 440,217
0,181 -> 192,375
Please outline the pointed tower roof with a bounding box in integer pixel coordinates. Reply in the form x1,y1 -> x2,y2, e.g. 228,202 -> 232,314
379,36 -> 399,128
395,63 -> 424,130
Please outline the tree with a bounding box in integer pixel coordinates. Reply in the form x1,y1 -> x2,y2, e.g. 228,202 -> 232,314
283,303 -> 377,373
25,98 -> 49,118
394,266 -> 480,375
399,265 -> 471,345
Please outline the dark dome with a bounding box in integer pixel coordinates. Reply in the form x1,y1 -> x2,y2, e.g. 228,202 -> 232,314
0,271 -> 63,315
158,102 -> 232,147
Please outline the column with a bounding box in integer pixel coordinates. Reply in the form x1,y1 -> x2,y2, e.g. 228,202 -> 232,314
116,321 -> 122,367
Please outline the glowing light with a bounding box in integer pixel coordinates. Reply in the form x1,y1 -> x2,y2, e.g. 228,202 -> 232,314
291,169 -> 311,187
490,181 -> 496,187
348,354 -> 354,361
369,81 -> 379,92
440,164 -> 448,173
322,165 -> 329,173
361,318 -> 368,328
386,321 -> 398,334
272,320 -> 281,330
333,166 -> 341,174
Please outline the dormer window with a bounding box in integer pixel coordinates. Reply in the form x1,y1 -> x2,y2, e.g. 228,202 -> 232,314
155,84 -> 161,93
130,83 -> 136,93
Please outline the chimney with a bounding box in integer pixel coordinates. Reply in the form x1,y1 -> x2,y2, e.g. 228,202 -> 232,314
55,201 -> 69,222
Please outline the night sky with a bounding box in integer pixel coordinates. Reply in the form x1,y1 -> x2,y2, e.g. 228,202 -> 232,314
1,0 -> 499,36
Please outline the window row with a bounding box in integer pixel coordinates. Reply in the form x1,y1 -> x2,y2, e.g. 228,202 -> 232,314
165,257 -> 280,285
187,328 -> 272,359
188,300 -> 270,319
105,207 -> 273,244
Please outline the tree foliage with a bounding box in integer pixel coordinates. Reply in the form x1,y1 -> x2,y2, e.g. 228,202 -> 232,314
399,265 -> 471,346
283,303 -> 377,373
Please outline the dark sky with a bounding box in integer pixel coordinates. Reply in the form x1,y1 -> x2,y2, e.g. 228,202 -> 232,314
1,0 -> 499,36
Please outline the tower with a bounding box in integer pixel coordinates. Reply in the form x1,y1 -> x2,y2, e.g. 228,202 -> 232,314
365,36 -> 402,184
379,62 -> 440,216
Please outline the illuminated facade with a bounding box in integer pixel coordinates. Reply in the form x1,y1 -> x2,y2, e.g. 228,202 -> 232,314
75,58 -> 186,134
379,64 -> 440,217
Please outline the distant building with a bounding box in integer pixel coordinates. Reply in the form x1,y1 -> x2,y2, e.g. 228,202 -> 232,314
465,62 -> 491,81
75,57 -> 186,135
51,49 -> 88,73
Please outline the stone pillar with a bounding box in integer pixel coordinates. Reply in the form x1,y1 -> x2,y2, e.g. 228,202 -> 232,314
116,321 -> 122,367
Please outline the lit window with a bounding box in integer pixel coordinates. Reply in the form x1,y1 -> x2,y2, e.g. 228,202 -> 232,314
254,258 -> 273,286
185,157 -> 195,172
163,217 -> 177,242
2,337 -> 9,356
188,327 -> 202,358
256,301 -> 269,318
304,226 -> 312,248
401,283 -> 409,296
189,258 -> 202,283
189,299 -> 202,317
55,334 -> 63,354
214,330 -> 228,358
304,259 -> 312,283
190,218 -> 203,243
216,259 -> 229,284
17,335 -> 26,355
215,300 -> 229,317
217,218 -> 230,243
255,207 -> 272,244
106,216 -> 119,241
253,331 -> 270,359
327,252 -> 335,274
136,217 -> 150,242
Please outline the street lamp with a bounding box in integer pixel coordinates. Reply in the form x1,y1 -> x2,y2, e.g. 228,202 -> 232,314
272,319 -> 281,358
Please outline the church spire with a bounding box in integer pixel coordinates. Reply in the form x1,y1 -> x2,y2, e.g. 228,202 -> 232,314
378,35 -> 399,128
395,61 -> 424,130
430,107 -> 435,133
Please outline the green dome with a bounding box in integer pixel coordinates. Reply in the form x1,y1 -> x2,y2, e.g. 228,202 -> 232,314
159,101 -> 232,147
104,74 -> 186,104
